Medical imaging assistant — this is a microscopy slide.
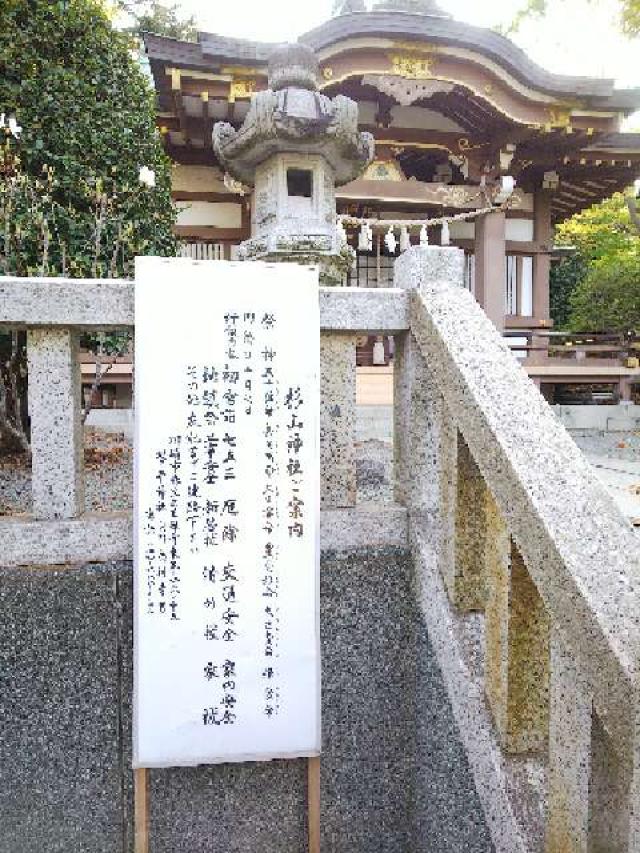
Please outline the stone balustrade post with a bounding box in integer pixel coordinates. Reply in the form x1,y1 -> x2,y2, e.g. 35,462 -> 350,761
392,330 -> 411,508
589,711 -> 640,851
394,246 -> 463,584
545,625 -> 592,852
485,540 -> 550,754
396,333 -> 456,576
547,627 -> 640,853
451,434 -> 504,611
320,332 -> 357,508
27,328 -> 84,519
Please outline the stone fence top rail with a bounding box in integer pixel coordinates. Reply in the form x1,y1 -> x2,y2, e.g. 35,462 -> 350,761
0,276 -> 409,334
398,246 -> 640,755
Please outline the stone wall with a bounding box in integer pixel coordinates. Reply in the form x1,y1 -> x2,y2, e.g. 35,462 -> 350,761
1,548 -> 492,852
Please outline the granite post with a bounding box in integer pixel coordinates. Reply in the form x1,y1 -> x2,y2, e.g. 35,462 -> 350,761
321,332 -> 357,508
27,327 -> 84,519
452,434 -> 503,612
485,541 -> 550,754
394,247 -> 463,586
545,624 -> 592,852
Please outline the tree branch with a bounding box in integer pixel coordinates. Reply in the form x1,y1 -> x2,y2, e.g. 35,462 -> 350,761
81,334 -> 131,425
627,196 -> 640,235
0,365 -> 30,456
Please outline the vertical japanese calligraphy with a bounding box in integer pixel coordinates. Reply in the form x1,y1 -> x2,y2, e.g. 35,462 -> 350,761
134,258 -> 320,768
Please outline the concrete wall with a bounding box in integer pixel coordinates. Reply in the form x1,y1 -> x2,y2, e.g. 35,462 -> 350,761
553,403 -> 640,431
352,403 -> 640,447
86,408 -> 134,438
0,562 -> 134,853
174,201 -> 242,229
1,549 -> 493,852
171,165 -> 227,194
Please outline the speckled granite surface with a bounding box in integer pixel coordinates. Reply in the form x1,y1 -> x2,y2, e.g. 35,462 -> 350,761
319,547 -> 493,853
1,550 -> 492,853
0,562 -> 132,853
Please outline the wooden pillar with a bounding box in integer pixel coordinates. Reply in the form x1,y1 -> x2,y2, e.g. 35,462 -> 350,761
474,210 -> 506,331
533,189 -> 552,322
134,768 -> 150,853
620,378 -> 633,402
308,756 -> 321,853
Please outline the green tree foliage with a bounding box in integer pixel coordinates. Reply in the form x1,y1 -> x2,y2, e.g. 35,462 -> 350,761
0,0 -> 176,278
556,193 -> 637,262
549,253 -> 588,328
550,195 -> 634,328
506,0 -> 639,36
550,194 -> 640,331
119,0 -> 197,40
568,248 -> 640,331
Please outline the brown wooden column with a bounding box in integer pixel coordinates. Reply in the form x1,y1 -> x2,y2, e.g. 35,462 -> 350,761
474,210 -> 506,331
531,190 -> 553,366
620,377 -> 633,402
533,190 -> 552,321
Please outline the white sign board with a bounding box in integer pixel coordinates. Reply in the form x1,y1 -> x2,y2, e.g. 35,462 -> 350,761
133,257 -> 320,768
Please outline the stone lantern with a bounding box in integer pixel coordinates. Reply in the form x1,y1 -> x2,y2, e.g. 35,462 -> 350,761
213,43 -> 374,284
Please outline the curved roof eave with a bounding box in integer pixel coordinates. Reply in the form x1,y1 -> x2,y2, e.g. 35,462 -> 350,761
298,12 -> 617,101
143,22 -> 640,113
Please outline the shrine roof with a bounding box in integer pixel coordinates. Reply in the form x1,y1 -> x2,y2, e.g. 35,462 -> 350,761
143,14 -> 640,223
301,13 -> 640,108
587,132 -> 640,150
144,12 -> 640,111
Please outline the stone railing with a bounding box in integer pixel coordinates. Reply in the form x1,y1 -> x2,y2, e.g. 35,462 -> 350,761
0,274 -> 408,568
2,254 -> 640,852
395,247 -> 640,853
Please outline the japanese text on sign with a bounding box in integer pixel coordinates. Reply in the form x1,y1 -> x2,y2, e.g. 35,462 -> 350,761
133,258 -> 320,768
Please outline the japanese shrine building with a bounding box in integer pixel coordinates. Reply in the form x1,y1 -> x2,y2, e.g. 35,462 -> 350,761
143,0 -> 640,402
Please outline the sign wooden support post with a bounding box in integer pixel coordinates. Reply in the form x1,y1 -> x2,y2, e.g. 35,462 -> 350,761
134,759 -> 317,851
134,767 -> 149,853
308,756 -> 321,853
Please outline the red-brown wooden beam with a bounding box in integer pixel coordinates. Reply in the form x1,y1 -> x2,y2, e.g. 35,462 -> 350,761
164,145 -> 217,166
174,226 -> 246,241
341,125 -> 496,153
173,191 -> 238,203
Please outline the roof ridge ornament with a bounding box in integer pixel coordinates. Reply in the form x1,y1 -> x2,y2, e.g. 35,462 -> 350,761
372,0 -> 451,15
332,0 -> 367,14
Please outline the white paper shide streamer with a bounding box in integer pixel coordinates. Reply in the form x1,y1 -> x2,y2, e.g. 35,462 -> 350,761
384,226 -> 397,254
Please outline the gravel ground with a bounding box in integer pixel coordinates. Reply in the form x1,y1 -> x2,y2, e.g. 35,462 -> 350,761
0,435 -> 390,514
354,430 -> 640,522
2,427 -> 640,519
0,428 -> 132,517
356,439 -> 393,503
571,429 -> 640,462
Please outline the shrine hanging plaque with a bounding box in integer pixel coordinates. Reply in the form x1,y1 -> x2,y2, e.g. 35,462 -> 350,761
133,257 -> 321,767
